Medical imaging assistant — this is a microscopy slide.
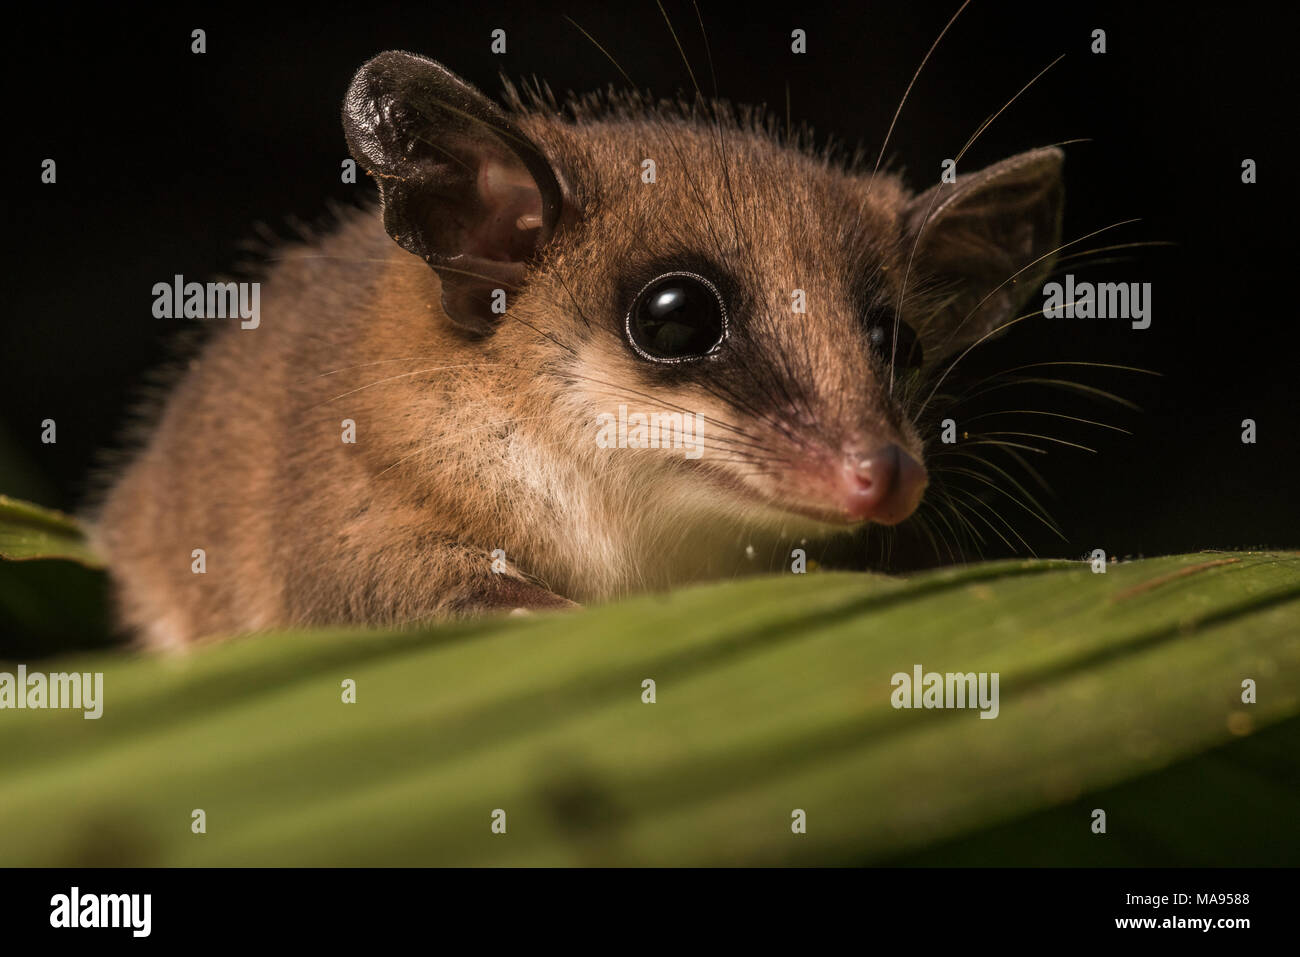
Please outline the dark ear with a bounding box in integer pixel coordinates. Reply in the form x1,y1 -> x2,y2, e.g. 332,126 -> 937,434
343,51 -> 565,333
905,147 -> 1064,357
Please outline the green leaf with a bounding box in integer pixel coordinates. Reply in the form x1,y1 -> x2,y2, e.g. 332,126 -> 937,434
0,550 -> 1296,866
0,496 -> 114,656
0,494 -> 104,567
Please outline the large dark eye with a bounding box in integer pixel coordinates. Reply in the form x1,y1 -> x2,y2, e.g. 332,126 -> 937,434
625,272 -> 728,362
866,315 -> 924,370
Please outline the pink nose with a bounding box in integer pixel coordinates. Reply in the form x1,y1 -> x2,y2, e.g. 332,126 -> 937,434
842,444 -> 927,524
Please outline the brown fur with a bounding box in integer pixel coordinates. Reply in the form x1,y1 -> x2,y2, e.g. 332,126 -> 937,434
91,79 -> 1057,648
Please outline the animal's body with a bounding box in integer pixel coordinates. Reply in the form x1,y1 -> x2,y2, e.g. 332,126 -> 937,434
93,52 -> 1064,647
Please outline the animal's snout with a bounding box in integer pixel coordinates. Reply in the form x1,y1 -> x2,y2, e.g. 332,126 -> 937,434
840,442 -> 928,525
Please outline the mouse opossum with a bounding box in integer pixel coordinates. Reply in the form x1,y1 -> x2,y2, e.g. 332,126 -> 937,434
92,50 -> 1063,648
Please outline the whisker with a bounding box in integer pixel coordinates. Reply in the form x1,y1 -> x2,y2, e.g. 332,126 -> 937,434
956,53 -> 1066,159
891,52 -> 1068,393
944,485 -> 1029,553
917,272 -> 1137,417
958,377 -> 1142,412
961,409 -> 1131,434
312,364 -> 486,407
932,466 -> 1064,539
928,448 -> 1059,524
961,438 -> 1049,455
867,0 -> 973,193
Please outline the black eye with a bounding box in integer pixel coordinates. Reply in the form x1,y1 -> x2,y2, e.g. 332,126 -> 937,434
866,315 -> 924,370
625,271 -> 728,362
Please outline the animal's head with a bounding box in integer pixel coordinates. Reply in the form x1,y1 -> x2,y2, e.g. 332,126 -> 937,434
344,51 -> 1063,535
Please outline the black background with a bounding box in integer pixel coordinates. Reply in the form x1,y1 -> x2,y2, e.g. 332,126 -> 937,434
0,866 -> 1279,942
2,0 -> 1294,560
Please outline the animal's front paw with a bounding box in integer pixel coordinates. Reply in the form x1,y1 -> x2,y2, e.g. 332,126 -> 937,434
509,596 -> 581,616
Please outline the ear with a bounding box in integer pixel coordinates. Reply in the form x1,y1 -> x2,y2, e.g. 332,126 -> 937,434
343,51 -> 565,333
904,147 -> 1064,357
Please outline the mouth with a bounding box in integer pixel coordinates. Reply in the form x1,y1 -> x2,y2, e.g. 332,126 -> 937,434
776,500 -> 897,528
765,489 -> 927,529
722,442 -> 930,530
